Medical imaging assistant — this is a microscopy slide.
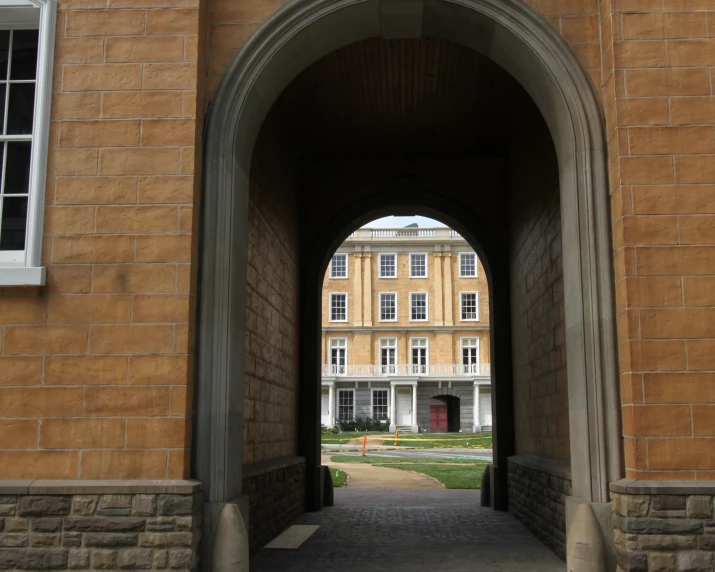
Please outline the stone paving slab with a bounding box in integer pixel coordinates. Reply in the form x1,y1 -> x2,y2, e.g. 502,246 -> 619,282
251,488 -> 566,571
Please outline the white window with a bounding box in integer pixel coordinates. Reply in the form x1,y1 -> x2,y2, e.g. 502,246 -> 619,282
372,389 -> 389,420
462,338 -> 479,374
380,338 -> 397,375
330,293 -> 348,322
460,292 -> 479,321
0,1 -> 56,286
330,254 -> 347,279
410,292 -> 428,321
379,253 -> 397,278
411,338 -> 428,375
337,389 -> 354,422
379,292 -> 397,322
460,252 -> 477,277
329,338 -> 347,376
409,253 -> 427,278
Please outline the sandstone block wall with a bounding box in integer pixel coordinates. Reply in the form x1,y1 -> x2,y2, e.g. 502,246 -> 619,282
508,113 -> 569,463
601,1 -> 715,478
0,489 -> 201,572
243,113 -> 300,466
0,0 -> 205,480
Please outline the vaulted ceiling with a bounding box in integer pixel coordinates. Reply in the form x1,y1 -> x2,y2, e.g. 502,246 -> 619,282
273,37 -> 538,159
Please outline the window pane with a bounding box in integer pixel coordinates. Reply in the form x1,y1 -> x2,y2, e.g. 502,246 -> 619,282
0,31 -> 9,79
373,390 -> 388,419
0,196 -> 28,251
0,85 -> 6,133
411,254 -> 426,277
331,294 -> 346,320
4,141 -> 32,195
411,293 -> 427,320
331,254 -> 347,278
380,254 -> 396,277
380,293 -> 396,320
7,82 -> 35,135
10,30 -> 39,81
461,293 -> 477,320
461,253 -> 476,276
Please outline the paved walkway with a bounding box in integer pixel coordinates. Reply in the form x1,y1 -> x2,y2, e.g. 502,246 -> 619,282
326,460 -> 444,489
251,488 -> 566,571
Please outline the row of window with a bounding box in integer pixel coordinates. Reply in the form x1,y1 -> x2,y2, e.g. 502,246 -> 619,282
328,337 -> 480,375
333,389 -> 387,422
330,252 -> 478,279
329,291 -> 479,322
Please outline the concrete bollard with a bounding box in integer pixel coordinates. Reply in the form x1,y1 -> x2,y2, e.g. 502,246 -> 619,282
212,503 -> 249,572
566,503 -> 606,572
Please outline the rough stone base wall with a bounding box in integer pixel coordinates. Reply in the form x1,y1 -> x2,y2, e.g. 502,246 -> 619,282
0,491 -> 201,571
507,458 -> 571,560
613,491 -> 715,572
243,457 -> 305,553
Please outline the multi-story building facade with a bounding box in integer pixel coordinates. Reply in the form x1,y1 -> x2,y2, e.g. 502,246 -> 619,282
321,226 -> 492,433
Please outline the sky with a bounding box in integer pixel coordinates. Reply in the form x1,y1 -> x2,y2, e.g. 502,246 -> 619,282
361,215 -> 448,228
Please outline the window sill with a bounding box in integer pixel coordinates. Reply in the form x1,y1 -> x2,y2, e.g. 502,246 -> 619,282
0,266 -> 46,286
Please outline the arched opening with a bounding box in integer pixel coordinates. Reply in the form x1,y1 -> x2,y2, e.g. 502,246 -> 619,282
430,395 -> 461,433
196,0 -> 621,567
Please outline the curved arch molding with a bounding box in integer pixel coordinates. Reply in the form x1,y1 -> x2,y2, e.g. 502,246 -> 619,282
197,0 -> 621,518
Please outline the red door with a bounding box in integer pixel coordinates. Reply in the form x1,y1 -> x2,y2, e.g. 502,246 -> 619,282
430,404 -> 448,433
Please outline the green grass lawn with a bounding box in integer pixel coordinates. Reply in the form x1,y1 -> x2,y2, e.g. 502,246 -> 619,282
330,468 -> 348,487
381,463 -> 488,489
330,455 -> 479,465
384,432 -> 493,449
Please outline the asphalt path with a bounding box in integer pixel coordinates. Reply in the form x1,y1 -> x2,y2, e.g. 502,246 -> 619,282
327,447 -> 493,461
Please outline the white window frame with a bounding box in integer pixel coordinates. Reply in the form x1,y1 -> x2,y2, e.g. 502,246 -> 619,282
409,252 -> 428,278
329,292 -> 348,322
0,0 -> 56,286
459,252 -> 478,278
378,252 -> 397,278
330,253 -> 348,279
460,291 -> 479,321
371,388 -> 389,421
461,337 -> 480,374
379,337 -> 397,375
337,388 -> 355,422
379,292 -> 398,322
329,337 -> 348,376
409,292 -> 428,322
410,337 -> 428,375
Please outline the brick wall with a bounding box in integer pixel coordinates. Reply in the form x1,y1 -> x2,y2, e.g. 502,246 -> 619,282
0,1 -> 205,480
601,0 -> 715,480
243,112 -> 300,466
508,112 -> 569,463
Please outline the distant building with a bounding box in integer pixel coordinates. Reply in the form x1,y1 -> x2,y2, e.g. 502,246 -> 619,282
321,226 -> 492,433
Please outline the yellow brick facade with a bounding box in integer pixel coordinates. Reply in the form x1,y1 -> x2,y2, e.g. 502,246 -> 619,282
321,231 -> 490,370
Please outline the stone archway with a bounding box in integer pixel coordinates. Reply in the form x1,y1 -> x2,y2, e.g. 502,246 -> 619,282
195,0 -> 622,559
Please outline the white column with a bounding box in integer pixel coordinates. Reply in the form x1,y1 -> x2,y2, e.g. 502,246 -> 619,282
473,382 -> 480,432
328,384 -> 335,428
389,383 -> 396,431
411,384 -> 418,429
